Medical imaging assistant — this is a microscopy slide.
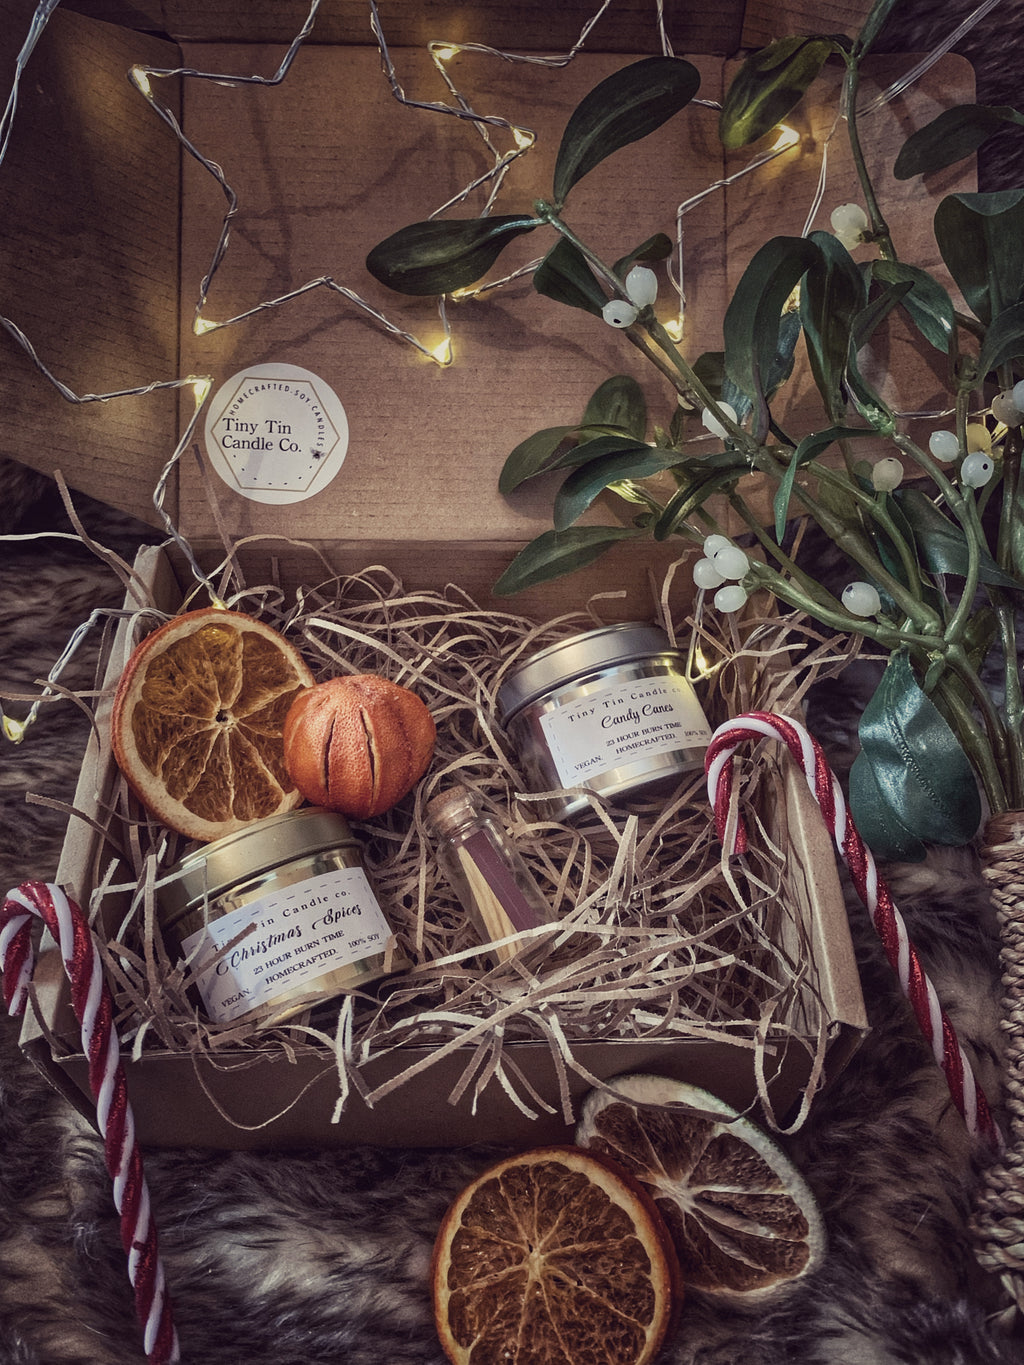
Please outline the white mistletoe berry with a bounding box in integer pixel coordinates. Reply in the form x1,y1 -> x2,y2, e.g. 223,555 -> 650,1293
928,429 -> 959,462
961,451 -> 995,488
712,544 -> 749,580
871,457 -> 904,492
624,265 -> 658,308
702,534 -> 732,558
842,581 -> 881,617
714,584 -> 749,614
829,202 -> 869,249
692,556 -> 727,590
602,299 -> 639,328
991,389 -> 1024,427
702,402 -> 738,440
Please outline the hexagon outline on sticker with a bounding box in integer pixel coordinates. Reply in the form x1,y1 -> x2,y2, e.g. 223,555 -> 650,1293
207,375 -> 345,495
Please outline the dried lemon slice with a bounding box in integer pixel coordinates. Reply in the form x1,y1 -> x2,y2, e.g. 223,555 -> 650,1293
576,1075 -> 825,1299
432,1145 -> 680,1365
111,607 -> 314,842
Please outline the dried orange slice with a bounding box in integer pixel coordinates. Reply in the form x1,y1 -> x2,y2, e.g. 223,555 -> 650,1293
431,1144 -> 680,1365
576,1075 -> 825,1300
111,607 -> 314,842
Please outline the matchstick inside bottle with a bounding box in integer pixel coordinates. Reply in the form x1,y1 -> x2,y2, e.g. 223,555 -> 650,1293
425,786 -> 557,965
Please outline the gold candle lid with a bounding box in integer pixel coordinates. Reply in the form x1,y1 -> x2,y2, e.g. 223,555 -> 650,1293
159,806 -> 358,921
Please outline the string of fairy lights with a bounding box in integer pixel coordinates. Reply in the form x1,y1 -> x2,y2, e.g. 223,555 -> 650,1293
0,0 -> 997,741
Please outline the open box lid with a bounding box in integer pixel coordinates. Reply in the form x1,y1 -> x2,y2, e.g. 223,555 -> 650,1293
0,2 -> 976,615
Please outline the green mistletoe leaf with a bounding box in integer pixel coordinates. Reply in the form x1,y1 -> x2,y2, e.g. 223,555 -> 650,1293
366,215 -> 541,295
652,453 -> 751,539
870,260 -> 956,355
553,57 -> 701,205
553,445 -> 682,529
719,36 -> 836,150
849,651 -> 982,860
773,426 -> 874,540
493,526 -> 642,596
895,105 -> 1024,180
583,376 -> 648,441
534,238 -> 606,316
613,233 -> 674,278
934,190 -> 1024,325
800,230 -> 867,421
854,0 -> 903,56
723,235 -> 821,437
893,487 -> 1018,586
977,300 -> 1024,377
500,429 -> 648,493
499,427 -> 578,493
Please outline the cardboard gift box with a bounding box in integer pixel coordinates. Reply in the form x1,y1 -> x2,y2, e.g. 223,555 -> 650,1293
2,0 -> 976,1147
18,540 -> 869,1149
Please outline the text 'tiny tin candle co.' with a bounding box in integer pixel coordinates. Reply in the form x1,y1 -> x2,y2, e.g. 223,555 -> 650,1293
158,807 -> 407,1027
496,622 -> 712,820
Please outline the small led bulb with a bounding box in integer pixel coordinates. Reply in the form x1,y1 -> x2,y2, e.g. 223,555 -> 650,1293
928,429 -> 959,462
961,451 -> 995,488
702,402 -> 738,440
712,545 -> 749,580
991,389 -> 1024,427
602,299 -> 639,328
871,457 -> 904,491
842,581 -> 881,617
692,556 -> 727,590
714,584 -> 749,613
624,265 -> 658,308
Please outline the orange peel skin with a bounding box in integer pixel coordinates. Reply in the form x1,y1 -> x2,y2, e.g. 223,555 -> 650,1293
283,674 -> 436,819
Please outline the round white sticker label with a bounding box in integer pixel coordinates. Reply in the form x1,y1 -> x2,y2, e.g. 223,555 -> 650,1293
204,362 -> 349,504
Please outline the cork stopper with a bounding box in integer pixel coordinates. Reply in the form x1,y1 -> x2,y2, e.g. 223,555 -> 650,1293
424,786 -> 484,841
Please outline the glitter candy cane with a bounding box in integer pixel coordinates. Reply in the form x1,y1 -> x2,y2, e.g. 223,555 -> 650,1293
0,881 -> 179,1364
705,712 -> 1003,1153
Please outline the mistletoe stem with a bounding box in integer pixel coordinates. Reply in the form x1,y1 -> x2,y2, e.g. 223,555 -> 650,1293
932,665 -> 1009,815
842,55 -> 895,260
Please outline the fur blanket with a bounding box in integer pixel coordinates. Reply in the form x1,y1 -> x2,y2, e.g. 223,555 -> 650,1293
1,482 -> 1020,1365
3,5 -> 1024,1363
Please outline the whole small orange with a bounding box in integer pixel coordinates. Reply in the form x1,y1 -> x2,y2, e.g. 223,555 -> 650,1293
283,674 -> 436,819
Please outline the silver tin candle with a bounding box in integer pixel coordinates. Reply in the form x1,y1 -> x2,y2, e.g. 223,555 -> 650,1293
496,622 -> 712,820
158,807 -> 407,1027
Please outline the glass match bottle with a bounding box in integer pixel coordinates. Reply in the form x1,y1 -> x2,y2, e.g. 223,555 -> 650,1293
424,786 -> 557,965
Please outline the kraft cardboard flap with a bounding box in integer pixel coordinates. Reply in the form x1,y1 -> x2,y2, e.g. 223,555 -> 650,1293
0,4 -> 183,521
2,0 -> 969,556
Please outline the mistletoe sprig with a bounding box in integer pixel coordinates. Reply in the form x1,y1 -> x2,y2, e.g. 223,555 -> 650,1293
366,0 -> 1024,863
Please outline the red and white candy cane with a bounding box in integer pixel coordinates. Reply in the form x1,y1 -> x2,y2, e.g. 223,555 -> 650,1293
0,881 -> 178,1364
705,712 -> 1003,1153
